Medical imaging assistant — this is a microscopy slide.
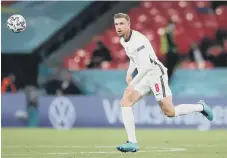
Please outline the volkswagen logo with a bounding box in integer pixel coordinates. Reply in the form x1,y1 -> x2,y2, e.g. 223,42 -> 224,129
48,97 -> 76,130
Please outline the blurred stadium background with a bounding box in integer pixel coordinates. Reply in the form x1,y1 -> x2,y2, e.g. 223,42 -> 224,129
1,1 -> 227,157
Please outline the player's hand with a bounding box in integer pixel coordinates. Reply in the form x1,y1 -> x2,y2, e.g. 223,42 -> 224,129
126,74 -> 132,85
125,85 -> 133,94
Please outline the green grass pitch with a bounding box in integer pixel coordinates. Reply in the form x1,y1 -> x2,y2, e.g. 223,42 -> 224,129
2,128 -> 226,158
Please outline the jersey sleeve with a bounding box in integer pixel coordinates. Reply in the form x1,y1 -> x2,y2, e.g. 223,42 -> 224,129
137,44 -> 153,70
127,59 -> 136,75
129,43 -> 153,87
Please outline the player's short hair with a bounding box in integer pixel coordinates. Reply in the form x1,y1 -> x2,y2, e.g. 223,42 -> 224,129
113,13 -> 130,22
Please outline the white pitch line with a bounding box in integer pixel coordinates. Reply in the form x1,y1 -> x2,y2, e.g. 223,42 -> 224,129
2,149 -> 186,156
2,153 -> 30,156
1,146 -> 186,156
179,144 -> 223,147
2,145 -> 123,149
144,147 -> 186,152
37,145 -> 89,148
2,145 -> 90,149
95,145 -> 116,148
2,144 -> 224,149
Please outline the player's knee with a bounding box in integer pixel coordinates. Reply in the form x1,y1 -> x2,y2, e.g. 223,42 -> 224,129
159,98 -> 175,117
163,108 -> 175,117
120,98 -> 133,107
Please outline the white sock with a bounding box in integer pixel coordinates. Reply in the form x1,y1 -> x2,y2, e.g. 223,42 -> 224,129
121,107 -> 137,143
175,104 -> 204,116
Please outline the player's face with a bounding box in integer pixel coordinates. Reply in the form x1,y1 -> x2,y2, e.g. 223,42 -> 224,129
114,18 -> 130,37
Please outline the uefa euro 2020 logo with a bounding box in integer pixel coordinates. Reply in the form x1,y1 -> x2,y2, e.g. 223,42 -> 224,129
48,97 -> 76,130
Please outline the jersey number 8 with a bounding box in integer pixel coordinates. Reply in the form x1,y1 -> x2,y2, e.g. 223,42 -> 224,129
155,83 -> 160,92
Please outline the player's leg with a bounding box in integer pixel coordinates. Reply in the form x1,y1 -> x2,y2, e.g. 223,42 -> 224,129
116,80 -> 150,152
116,89 -> 141,152
158,96 -> 205,117
120,89 -> 142,143
151,74 -> 213,120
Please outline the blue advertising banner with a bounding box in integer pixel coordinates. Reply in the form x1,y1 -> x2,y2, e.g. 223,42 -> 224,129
1,93 -> 27,127
2,94 -> 227,130
171,68 -> 227,97
38,96 -> 227,130
71,69 -> 227,96
39,68 -> 227,97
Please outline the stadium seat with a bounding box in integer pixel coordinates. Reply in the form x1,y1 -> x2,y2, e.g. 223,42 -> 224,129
101,61 -> 118,69
64,1 -> 227,70
140,1 -> 153,9
198,13 -> 218,38
193,1 -> 212,8
204,61 -> 214,69
180,61 -> 214,69
180,61 -> 198,69
84,42 -> 96,55
207,45 -> 223,56
215,6 -> 227,29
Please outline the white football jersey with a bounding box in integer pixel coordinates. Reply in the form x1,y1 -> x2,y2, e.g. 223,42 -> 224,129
120,30 -> 167,76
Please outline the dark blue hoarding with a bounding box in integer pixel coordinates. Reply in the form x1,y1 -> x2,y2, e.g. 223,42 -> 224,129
2,94 -> 227,130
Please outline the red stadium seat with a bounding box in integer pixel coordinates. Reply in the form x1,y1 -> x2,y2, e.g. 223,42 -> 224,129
101,61 -> 119,69
65,1 -> 222,70
164,8 -> 181,20
131,22 -> 146,32
174,31 -> 193,54
140,1 -> 154,9
180,61 -> 213,69
198,13 -> 218,38
207,45 -> 223,57
180,61 -> 198,69
193,1 -> 212,8
111,49 -> 127,63
65,57 -> 81,71
188,27 -> 206,42
215,6 -> 227,29
84,42 -> 96,55
147,7 -> 160,17
100,61 -> 111,69
204,61 -> 214,69
117,62 -> 129,69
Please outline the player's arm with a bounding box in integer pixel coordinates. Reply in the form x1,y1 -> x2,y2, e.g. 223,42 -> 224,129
126,59 -> 136,84
129,69 -> 149,87
129,46 -> 152,87
127,59 -> 136,75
